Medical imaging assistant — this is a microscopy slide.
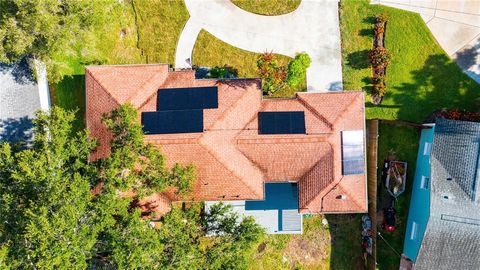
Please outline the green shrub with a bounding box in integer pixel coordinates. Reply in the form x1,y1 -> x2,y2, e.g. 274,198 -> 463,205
369,47 -> 391,68
286,52 -> 311,87
208,65 -> 238,78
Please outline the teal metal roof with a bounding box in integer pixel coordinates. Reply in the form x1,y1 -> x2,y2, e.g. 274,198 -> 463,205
403,127 -> 434,261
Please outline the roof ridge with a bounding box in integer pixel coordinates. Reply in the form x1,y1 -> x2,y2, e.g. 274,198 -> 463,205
331,92 -> 363,127
136,69 -> 195,110
130,69 -> 170,108
297,94 -> 334,130
209,84 -> 256,129
338,177 -> 365,210
237,136 -> 327,144
298,149 -> 335,208
86,69 -> 121,106
199,141 -> 263,198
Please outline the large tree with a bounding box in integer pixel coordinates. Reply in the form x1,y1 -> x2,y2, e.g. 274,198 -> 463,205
0,105 -> 264,269
0,0 -> 119,82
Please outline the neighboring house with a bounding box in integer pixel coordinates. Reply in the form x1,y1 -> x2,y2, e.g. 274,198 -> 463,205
85,64 -> 367,234
402,118 -> 480,269
0,59 -> 50,144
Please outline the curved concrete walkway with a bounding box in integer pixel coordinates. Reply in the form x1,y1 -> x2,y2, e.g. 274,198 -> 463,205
372,0 -> 480,84
175,0 -> 343,91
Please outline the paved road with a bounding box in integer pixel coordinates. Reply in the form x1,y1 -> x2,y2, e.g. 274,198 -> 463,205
0,59 -> 50,143
175,0 -> 343,91
372,0 -> 480,84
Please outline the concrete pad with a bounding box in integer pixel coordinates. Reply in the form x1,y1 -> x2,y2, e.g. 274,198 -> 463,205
434,9 -> 480,27
176,0 -> 343,91
420,13 -> 434,23
426,17 -> 480,55
436,0 -> 480,16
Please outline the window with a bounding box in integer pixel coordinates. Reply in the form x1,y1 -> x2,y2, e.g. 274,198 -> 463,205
420,176 -> 429,189
410,222 -> 418,240
423,142 -> 432,155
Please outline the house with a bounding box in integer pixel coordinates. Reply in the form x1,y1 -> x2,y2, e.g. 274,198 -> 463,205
85,64 -> 367,234
401,118 -> 480,269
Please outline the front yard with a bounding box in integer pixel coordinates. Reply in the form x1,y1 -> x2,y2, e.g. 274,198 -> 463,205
340,0 -> 479,122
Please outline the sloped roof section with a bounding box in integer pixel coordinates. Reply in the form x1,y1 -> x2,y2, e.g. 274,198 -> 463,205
86,64 -> 367,213
415,119 -> 480,270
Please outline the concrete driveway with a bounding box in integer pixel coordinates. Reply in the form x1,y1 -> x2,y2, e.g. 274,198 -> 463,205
372,0 -> 480,84
175,0 -> 343,91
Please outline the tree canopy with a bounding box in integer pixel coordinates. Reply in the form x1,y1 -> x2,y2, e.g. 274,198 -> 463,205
0,0 -> 119,82
0,105 -> 264,269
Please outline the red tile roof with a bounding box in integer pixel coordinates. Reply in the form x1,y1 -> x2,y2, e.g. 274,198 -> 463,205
86,64 -> 367,213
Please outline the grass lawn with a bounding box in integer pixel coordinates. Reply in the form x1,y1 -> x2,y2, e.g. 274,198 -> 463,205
192,30 -> 306,98
133,0 -> 189,65
376,123 -> 420,270
51,0 -> 189,124
340,0 -> 480,122
50,75 -> 86,132
248,215 -> 363,270
231,0 -> 301,16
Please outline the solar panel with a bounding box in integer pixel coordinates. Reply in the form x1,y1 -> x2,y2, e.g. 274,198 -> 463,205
341,130 -> 365,175
157,87 -> 218,111
258,111 -> 306,134
141,110 -> 203,134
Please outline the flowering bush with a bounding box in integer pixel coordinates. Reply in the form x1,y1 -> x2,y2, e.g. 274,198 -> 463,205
257,52 -> 287,95
375,13 -> 389,24
369,47 -> 391,68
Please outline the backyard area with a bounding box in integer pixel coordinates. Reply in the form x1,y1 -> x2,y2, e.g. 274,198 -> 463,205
248,215 -> 363,270
375,123 -> 420,270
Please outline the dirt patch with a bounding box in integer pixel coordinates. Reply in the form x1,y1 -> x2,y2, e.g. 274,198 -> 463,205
283,223 -> 331,267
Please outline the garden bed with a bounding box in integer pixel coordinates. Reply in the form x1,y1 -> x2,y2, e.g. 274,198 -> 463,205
370,14 -> 390,104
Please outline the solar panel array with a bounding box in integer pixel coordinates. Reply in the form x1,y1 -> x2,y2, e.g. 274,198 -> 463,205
142,110 -> 203,134
142,86 -> 218,134
341,130 -> 365,175
258,111 -> 306,134
157,87 -> 218,111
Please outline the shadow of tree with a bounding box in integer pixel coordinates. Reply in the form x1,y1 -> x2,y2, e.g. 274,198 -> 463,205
359,28 -> 373,38
0,116 -> 33,145
347,50 -> 371,69
363,16 -> 376,24
392,54 -> 480,122
326,214 -> 365,270
0,57 -> 35,85
455,43 -> 478,71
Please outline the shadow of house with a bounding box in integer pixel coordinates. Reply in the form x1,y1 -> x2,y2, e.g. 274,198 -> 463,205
392,54 -> 480,122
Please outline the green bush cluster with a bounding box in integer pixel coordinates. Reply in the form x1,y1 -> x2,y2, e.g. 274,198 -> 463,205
286,52 -> 311,87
